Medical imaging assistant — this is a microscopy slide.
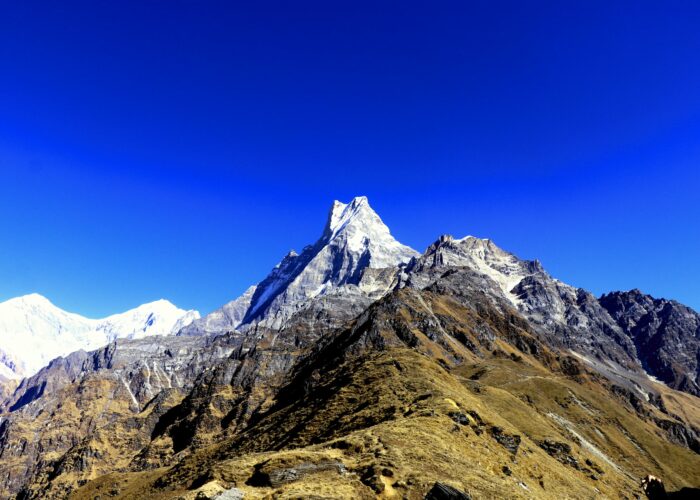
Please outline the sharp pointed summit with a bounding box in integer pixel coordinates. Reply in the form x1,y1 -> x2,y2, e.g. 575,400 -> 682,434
181,196 -> 418,333
324,195 -> 372,239
320,196 -> 417,268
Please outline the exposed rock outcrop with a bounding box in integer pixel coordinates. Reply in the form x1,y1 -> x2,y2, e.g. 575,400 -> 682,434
600,290 -> 700,395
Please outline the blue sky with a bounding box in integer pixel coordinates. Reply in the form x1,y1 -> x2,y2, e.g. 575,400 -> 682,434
1,1 -> 699,316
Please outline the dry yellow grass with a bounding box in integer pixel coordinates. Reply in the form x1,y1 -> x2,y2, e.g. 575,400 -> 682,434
71,348 -> 700,499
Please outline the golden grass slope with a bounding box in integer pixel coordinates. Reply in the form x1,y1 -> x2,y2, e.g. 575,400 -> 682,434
72,347 -> 700,499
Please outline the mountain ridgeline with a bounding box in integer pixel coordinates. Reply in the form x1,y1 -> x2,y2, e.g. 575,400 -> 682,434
0,295 -> 199,379
178,196 -> 418,334
0,196 -> 698,499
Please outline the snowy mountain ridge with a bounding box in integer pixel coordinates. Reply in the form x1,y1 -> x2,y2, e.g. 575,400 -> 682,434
0,293 -> 199,378
180,196 -> 419,334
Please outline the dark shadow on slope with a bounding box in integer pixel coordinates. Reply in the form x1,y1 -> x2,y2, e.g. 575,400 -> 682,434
9,381 -> 46,412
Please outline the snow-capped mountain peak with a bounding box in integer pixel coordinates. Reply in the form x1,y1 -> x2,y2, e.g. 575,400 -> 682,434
0,294 -> 199,378
321,196 -> 417,267
325,196 -> 372,238
243,196 -> 418,327
179,196 -> 419,334
9,293 -> 53,306
96,298 -> 200,340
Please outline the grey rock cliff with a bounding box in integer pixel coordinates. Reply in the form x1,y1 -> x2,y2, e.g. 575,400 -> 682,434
404,234 -> 640,371
600,289 -> 700,395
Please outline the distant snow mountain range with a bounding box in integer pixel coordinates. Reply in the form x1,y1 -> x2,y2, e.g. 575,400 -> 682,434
0,294 -> 199,378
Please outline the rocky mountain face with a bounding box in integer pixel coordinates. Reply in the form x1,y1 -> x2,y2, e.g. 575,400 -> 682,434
179,196 -> 418,335
0,333 -> 240,497
406,235 -> 641,373
0,197 -> 698,499
600,289 -> 700,396
0,294 -> 200,378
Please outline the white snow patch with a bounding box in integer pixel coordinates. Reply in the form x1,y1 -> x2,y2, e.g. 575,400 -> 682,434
120,376 -> 140,412
645,373 -> 669,387
0,294 -> 200,378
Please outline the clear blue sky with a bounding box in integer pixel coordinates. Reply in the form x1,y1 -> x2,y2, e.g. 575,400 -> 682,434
1,1 -> 699,317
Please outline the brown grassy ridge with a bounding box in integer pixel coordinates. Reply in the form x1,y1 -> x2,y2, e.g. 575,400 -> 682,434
71,345 -> 700,499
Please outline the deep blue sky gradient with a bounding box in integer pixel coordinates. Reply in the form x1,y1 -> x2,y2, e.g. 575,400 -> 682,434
1,1 -> 699,316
